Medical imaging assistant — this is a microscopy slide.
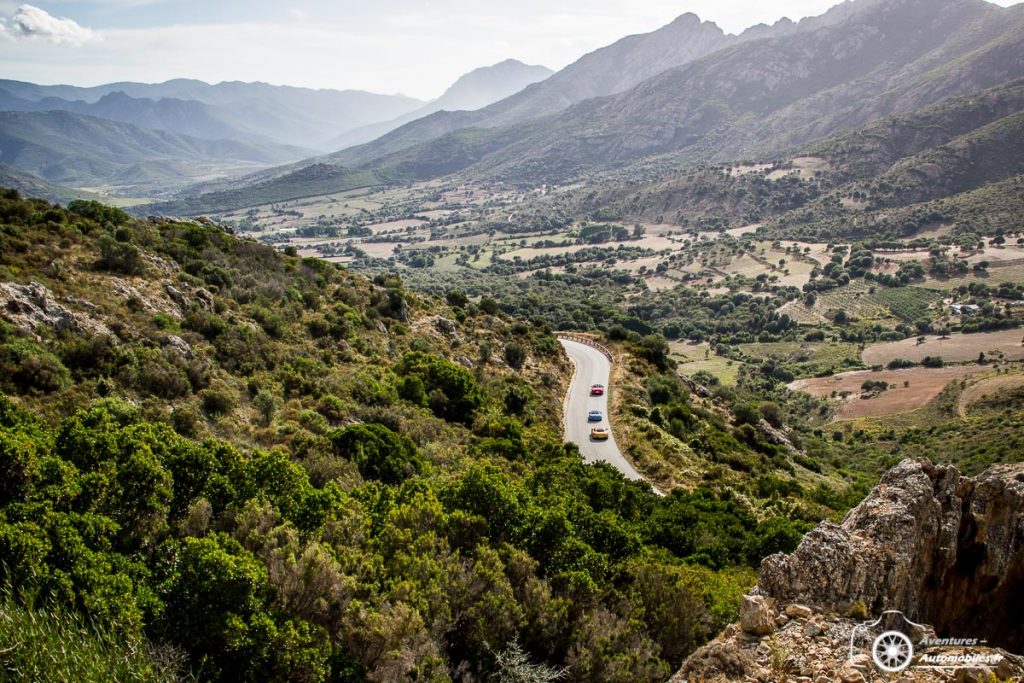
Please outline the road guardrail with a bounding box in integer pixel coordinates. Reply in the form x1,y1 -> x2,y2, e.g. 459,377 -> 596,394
555,332 -> 613,361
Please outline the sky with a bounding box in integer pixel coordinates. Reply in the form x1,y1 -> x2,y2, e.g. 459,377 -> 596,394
1,0 -> 1022,100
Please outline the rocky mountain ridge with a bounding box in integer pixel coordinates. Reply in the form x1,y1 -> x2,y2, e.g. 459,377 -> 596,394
326,11 -> 744,168
329,59 -> 554,150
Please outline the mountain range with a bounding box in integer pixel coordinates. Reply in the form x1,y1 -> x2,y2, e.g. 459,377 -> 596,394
0,110 -> 311,193
152,0 -> 1024,216
0,79 -> 423,150
358,0 -> 1024,183
0,61 -> 554,195
3,0 -> 1023,217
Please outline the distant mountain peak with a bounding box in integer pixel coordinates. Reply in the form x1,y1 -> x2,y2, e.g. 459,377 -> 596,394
662,11 -> 724,35
668,12 -> 702,26
430,59 -> 554,112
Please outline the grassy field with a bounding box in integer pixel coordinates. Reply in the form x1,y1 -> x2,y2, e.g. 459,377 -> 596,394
958,372 -> 1024,416
923,263 -> 1024,289
862,329 -> 1024,365
739,340 -> 862,376
670,341 -> 744,385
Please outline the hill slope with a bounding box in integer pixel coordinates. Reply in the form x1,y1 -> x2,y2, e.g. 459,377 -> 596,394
0,163 -> 97,204
0,110 -> 311,193
0,78 -> 425,150
327,12 -> 742,167
365,0 -> 1024,184
0,189 -> 839,682
543,78 -> 1024,234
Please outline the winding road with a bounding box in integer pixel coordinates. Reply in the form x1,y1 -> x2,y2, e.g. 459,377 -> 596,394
558,338 -> 649,484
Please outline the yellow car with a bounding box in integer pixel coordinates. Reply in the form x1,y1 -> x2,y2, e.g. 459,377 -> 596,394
590,427 -> 610,441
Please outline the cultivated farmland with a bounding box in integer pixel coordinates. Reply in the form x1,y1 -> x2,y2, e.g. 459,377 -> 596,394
788,365 -> 988,420
862,329 -> 1024,365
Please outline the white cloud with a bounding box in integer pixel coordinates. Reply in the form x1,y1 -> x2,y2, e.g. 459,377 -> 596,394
0,0 -> 1021,95
1,4 -> 97,45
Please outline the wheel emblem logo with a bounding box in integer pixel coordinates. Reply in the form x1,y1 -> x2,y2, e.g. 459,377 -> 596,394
872,630 -> 914,672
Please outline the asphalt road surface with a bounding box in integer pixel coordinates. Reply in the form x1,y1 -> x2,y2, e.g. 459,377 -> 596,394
559,338 -> 649,484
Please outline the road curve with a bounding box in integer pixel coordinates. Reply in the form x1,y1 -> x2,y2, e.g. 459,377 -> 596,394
559,338 -> 649,484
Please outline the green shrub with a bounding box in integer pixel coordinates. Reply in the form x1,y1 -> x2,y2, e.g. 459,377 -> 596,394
97,235 -> 145,276
0,338 -> 73,394
68,200 -> 132,227
504,342 -> 527,369
151,313 -> 179,331
329,423 -> 422,484
396,352 -> 482,424
200,385 -> 237,416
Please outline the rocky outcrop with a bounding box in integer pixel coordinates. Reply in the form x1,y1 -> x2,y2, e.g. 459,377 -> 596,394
674,459 -> 1024,682
760,459 -> 1024,651
674,604 -> 1023,683
0,281 -> 111,337
164,283 -> 214,312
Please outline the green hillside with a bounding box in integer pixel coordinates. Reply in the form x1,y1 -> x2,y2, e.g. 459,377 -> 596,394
0,111 -> 309,194
0,162 -> 98,205
144,164 -> 385,215
2,189 -> 845,682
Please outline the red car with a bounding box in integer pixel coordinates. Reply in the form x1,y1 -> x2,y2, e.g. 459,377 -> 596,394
589,384 -> 605,396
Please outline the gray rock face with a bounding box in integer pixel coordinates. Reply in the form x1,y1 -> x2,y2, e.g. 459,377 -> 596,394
674,459 -> 1024,683
434,317 -> 457,335
671,462 -> 1024,683
739,594 -> 776,635
161,335 -> 194,359
166,283 -> 214,311
759,459 -> 1024,651
0,281 -> 111,336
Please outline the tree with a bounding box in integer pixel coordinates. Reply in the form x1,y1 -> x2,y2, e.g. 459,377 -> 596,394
446,289 -> 469,308
253,390 -> 279,426
758,402 -> 784,428
733,403 -> 760,427
504,342 -> 527,369
638,334 -> 671,370
159,534 -> 329,681
480,297 -> 500,315
329,423 -> 422,485
396,352 -> 483,423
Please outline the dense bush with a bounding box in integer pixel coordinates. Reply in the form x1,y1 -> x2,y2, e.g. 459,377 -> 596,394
0,394 -> 766,682
396,351 -> 483,423
329,423 -> 422,484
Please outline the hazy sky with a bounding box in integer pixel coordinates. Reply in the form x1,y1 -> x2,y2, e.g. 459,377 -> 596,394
1,0 -> 1022,99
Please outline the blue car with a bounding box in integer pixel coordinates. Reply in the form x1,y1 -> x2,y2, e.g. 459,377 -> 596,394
587,410 -> 603,422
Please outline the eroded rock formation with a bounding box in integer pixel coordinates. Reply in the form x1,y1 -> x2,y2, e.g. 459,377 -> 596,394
674,459 -> 1024,682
